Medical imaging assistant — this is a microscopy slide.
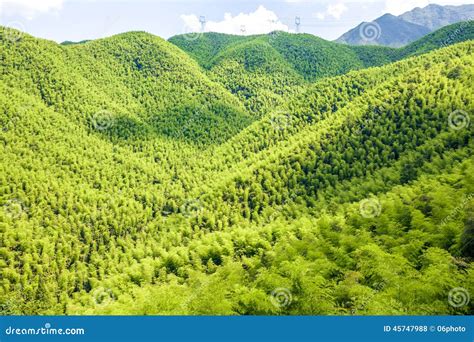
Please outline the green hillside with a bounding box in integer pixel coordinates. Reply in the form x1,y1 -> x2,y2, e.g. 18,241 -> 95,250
170,31 -> 368,81
172,21 -> 474,66
207,37 -> 306,115
1,24 -> 473,316
170,21 -> 474,72
169,22 -> 473,115
1,29 -> 252,146
170,31 -> 379,115
167,32 -> 249,69
395,20 -> 474,58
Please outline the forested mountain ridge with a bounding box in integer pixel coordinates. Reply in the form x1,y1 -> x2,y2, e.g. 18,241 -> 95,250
0,24 -> 473,315
1,29 -> 253,145
170,21 -> 474,72
169,22 -> 473,114
170,31 -> 373,79
188,41 -> 474,225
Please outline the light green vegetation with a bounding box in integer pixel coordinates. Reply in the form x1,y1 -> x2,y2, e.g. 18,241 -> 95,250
1,23 -> 473,315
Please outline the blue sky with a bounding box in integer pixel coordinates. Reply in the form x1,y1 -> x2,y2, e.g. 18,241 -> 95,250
0,0 -> 470,42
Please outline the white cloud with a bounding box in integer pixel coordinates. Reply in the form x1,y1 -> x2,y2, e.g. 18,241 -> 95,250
315,12 -> 325,20
181,5 -> 290,36
0,0 -> 64,19
314,2 -> 348,20
327,3 -> 348,19
181,14 -> 202,32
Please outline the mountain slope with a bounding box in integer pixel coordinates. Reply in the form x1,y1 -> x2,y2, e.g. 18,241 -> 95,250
70,41 -> 474,315
171,31 -> 371,115
171,31 -> 367,80
169,23 -> 474,115
395,20 -> 474,59
1,25 -> 473,316
1,29 -> 252,146
337,4 -> 474,47
400,3 -> 474,30
168,32 -> 249,69
193,41 -> 474,225
208,32 -> 373,114
336,13 -> 432,47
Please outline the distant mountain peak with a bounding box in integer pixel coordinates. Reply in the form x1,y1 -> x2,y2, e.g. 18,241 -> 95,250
336,12 -> 430,47
379,13 -> 397,19
337,3 -> 474,47
399,3 -> 474,31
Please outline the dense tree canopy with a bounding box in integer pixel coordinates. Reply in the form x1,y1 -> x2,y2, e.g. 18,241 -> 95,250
0,24 -> 473,315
